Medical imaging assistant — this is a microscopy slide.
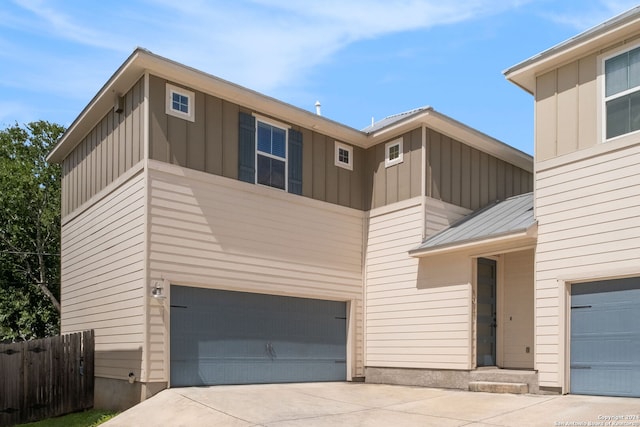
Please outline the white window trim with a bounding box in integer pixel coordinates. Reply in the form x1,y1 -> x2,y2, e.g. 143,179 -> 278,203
254,115 -> 289,191
598,40 -> 640,144
335,141 -> 353,171
166,83 -> 195,122
385,138 -> 404,168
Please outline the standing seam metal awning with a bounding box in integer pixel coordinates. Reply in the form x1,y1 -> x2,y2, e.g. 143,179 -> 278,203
409,192 -> 536,257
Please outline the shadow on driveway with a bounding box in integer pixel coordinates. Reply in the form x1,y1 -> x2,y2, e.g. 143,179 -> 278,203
101,382 -> 640,427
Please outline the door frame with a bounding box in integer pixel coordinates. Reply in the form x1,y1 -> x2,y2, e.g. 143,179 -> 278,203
474,256 -> 500,368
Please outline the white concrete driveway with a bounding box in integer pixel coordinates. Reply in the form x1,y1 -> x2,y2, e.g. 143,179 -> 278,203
102,382 -> 640,427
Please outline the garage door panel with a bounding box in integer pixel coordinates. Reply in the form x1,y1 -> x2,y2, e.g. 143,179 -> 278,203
170,286 -> 346,386
570,277 -> 640,397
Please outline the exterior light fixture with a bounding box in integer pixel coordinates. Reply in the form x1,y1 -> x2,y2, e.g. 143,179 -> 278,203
151,281 -> 166,301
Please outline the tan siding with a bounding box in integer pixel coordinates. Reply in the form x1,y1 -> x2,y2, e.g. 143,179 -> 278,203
146,161 -> 364,381
535,55 -> 599,162
557,62 -> 579,156
501,249 -> 534,369
369,131 -> 423,209
149,75 -> 363,209
534,142 -> 640,388
61,78 -> 144,217
425,128 -> 532,210
578,54 -> 598,150
536,70 -> 558,161
60,172 -> 146,381
365,198 -> 472,370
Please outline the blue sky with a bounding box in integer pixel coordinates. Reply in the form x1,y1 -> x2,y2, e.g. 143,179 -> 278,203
1,1 -> 637,155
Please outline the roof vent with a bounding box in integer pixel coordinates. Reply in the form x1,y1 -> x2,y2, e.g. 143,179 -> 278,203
315,101 -> 321,116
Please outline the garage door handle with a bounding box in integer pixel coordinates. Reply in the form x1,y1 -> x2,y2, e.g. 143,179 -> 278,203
571,305 -> 592,309
570,365 -> 591,369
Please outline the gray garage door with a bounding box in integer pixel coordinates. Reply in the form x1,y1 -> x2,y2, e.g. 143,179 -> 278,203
570,277 -> 640,397
170,286 -> 347,387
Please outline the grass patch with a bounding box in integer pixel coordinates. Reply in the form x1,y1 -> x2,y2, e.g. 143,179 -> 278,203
17,409 -> 117,427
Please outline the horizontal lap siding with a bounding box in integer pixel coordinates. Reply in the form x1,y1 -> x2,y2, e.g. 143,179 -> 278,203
365,198 -> 471,370
535,143 -> 640,387
147,162 -> 364,381
60,172 -> 146,381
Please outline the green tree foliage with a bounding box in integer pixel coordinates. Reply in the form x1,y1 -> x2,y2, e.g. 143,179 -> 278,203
0,121 -> 65,341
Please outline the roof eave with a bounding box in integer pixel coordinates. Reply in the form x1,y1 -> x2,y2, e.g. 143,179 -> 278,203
504,6 -> 640,94
409,221 -> 537,258
47,48 -> 369,163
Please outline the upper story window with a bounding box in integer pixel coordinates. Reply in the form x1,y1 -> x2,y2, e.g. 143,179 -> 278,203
335,141 -> 353,170
385,138 -> 403,167
256,120 -> 287,190
166,83 -> 195,122
604,45 -> 640,140
238,112 -> 303,195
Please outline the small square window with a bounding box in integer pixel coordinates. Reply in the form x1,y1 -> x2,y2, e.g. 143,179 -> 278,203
335,141 -> 353,170
166,83 -> 195,122
385,138 -> 403,167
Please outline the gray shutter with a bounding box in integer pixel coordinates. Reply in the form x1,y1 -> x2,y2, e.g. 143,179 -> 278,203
288,129 -> 303,195
238,112 -> 256,183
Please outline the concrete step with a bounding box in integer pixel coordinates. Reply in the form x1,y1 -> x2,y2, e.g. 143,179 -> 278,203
469,381 -> 528,394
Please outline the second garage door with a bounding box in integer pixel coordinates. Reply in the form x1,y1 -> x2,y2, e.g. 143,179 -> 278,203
570,277 -> 640,397
170,286 -> 347,387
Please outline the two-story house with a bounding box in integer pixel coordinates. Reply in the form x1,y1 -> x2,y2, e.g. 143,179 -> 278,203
505,6 -> 640,397
47,48 -> 534,409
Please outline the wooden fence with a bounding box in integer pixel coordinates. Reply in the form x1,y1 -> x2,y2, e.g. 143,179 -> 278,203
0,330 -> 94,427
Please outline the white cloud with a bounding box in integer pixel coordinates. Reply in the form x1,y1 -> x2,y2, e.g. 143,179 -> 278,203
543,0 -> 638,31
7,0 -> 532,93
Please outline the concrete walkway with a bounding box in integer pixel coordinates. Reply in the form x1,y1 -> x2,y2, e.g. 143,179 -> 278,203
102,382 -> 640,427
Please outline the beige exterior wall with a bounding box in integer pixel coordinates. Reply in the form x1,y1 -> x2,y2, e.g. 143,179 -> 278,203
145,160 -> 365,381
149,75 -> 365,210
534,141 -> 640,388
61,77 -> 145,217
534,34 -> 640,162
501,249 -> 534,369
60,167 -> 146,382
365,197 -> 471,369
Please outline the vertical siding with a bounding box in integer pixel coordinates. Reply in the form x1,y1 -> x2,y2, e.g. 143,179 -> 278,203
535,55 -> 599,161
146,161 -> 365,381
61,77 -> 145,217
502,249 -> 534,369
535,143 -> 640,387
425,128 -> 532,211
368,129 -> 422,209
148,75 -> 364,210
60,172 -> 146,381
365,198 -> 471,369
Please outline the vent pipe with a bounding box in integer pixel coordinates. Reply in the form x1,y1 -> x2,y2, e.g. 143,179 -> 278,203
315,101 -> 321,116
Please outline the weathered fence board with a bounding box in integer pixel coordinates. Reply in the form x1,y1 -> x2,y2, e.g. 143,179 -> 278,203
0,330 -> 94,427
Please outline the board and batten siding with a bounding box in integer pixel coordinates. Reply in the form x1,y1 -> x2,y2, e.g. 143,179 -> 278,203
367,129 -> 422,209
426,128 -> 533,211
535,33 -> 640,162
61,77 -> 145,217
365,197 -> 471,369
535,55 -> 598,161
146,160 -> 365,381
148,75 -> 365,210
60,170 -> 146,381
535,142 -> 640,387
